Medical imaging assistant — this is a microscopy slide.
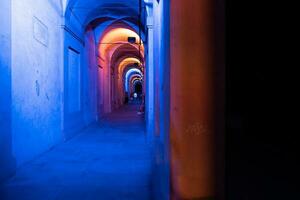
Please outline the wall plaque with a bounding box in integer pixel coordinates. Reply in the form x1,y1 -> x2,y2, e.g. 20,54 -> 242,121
33,16 -> 48,47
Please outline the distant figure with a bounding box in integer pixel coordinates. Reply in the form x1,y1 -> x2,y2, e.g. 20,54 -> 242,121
134,93 -> 137,98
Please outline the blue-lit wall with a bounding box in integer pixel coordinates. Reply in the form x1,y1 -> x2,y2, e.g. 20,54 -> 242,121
63,17 -> 85,138
11,0 -> 64,165
144,0 -> 156,140
52,0 -> 99,140
145,18 -> 155,137
151,0 -> 170,199
4,0 -> 98,169
83,29 -> 98,125
0,0 -> 16,182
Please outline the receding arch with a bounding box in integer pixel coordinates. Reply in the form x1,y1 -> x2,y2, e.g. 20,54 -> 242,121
125,69 -> 143,92
88,17 -> 145,112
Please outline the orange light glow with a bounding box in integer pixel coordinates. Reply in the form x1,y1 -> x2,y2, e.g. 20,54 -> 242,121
129,75 -> 142,83
99,28 -> 144,60
118,58 -> 141,75
131,77 -> 142,83
100,28 -> 142,44
97,27 -> 145,112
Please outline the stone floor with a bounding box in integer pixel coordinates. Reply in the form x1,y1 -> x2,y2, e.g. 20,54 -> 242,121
0,104 -> 153,200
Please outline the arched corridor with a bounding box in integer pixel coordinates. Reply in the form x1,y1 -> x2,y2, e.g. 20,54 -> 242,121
0,0 -> 224,199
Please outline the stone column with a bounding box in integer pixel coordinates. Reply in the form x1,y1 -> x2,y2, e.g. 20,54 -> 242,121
170,0 -> 223,199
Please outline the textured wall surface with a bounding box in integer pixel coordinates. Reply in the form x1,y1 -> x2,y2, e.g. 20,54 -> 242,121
0,0 -> 16,182
9,0 -> 99,169
11,0 -> 64,166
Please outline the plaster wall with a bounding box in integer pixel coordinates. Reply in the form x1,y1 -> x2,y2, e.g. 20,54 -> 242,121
11,0 -> 63,166
0,0 -> 16,182
63,19 -> 100,138
83,29 -> 98,124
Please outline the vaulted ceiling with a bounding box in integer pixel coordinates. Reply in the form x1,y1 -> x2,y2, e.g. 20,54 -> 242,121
64,0 -> 146,31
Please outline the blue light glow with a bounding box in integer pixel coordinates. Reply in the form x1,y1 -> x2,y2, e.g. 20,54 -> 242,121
125,68 -> 143,92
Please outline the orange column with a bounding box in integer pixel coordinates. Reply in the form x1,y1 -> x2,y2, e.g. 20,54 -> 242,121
170,0 -> 217,199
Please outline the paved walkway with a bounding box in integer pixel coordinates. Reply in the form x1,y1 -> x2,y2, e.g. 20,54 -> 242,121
0,105 -> 152,200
